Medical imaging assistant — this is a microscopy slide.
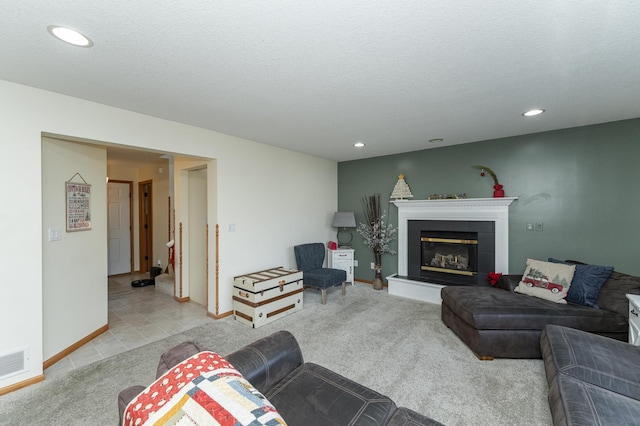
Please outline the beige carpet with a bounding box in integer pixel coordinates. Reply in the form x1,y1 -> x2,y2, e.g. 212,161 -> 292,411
1,283 -> 551,425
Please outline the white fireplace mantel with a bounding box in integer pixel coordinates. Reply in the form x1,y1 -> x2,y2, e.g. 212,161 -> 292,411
388,197 -> 517,303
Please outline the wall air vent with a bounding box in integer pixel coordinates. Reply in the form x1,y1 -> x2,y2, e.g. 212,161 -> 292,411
0,347 -> 29,380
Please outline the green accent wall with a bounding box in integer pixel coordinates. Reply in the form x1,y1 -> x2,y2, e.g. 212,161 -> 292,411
338,118 -> 640,281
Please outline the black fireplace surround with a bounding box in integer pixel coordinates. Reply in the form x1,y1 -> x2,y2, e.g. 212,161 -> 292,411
407,220 -> 495,286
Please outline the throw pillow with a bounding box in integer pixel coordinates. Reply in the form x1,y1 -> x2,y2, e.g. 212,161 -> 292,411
123,351 -> 286,426
548,258 -> 613,308
515,258 -> 575,304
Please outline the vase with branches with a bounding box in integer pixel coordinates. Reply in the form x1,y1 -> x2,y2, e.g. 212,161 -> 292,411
357,193 -> 397,290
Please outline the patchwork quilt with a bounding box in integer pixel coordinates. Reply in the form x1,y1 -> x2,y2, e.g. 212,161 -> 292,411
123,351 -> 287,426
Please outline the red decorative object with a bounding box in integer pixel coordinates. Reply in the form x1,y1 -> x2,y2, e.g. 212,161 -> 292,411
487,271 -> 503,286
328,241 -> 337,250
473,165 -> 505,198
166,239 -> 175,273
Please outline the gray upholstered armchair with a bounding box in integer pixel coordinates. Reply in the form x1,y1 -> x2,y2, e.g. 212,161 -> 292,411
294,243 -> 346,304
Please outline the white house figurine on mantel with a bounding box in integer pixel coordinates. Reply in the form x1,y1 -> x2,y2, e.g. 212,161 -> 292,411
390,174 -> 414,200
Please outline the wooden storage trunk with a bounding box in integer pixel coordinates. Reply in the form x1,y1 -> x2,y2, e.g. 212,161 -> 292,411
233,267 -> 303,328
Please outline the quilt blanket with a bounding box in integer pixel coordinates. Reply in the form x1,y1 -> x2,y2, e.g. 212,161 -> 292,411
123,351 -> 287,426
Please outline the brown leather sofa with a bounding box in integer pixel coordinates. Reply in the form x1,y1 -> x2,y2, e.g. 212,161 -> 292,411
118,331 -> 443,426
441,268 -> 640,359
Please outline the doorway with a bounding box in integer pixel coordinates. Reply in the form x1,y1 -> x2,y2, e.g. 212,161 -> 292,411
138,180 -> 153,273
107,180 -> 133,275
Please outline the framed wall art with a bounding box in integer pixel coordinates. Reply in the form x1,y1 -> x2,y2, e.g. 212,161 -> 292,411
66,173 -> 92,232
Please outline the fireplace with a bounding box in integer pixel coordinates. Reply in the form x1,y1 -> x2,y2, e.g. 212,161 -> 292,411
388,198 -> 517,303
422,231 -> 478,283
408,221 -> 494,286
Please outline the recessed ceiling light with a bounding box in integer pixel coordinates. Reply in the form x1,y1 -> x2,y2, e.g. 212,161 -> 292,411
522,109 -> 545,117
428,138 -> 444,144
47,25 -> 93,47
354,142 -> 365,148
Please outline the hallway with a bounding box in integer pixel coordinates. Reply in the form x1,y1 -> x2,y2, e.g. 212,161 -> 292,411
44,273 -> 213,375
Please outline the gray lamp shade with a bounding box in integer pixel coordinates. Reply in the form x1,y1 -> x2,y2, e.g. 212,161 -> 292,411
332,212 -> 356,248
332,212 -> 356,228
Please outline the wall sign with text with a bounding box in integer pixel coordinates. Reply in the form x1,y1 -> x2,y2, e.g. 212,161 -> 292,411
66,181 -> 92,231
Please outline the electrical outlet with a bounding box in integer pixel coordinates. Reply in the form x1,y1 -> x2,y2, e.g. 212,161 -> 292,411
371,262 -> 375,269
354,260 -> 358,267
535,221 -> 543,232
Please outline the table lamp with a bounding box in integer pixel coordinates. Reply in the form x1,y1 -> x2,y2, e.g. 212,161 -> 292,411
332,212 -> 356,248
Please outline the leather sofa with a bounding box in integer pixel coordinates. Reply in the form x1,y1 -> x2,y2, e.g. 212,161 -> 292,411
441,268 -> 640,359
541,324 -> 640,425
118,331 -> 443,426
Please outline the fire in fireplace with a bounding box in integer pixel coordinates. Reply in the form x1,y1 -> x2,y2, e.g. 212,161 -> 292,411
407,220 -> 494,286
420,231 -> 478,284
421,234 -> 478,276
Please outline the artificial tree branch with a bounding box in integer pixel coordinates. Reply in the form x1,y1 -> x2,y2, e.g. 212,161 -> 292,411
473,165 -> 499,185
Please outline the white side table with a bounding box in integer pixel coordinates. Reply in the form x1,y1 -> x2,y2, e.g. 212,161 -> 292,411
328,248 -> 355,285
627,294 -> 640,346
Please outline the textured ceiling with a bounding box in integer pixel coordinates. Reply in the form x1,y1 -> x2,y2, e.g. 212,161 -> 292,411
2,1 -> 640,162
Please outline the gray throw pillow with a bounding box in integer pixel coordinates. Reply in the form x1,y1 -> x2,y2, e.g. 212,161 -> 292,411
548,258 -> 613,308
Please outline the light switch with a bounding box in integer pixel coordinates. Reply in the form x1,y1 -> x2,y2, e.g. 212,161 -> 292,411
48,228 -> 62,241
228,223 -> 236,232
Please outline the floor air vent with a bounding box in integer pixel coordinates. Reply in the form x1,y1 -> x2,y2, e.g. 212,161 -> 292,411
0,347 -> 29,379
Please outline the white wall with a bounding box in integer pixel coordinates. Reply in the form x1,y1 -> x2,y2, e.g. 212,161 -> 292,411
0,79 -> 337,390
187,168 -> 208,306
41,138 -> 108,359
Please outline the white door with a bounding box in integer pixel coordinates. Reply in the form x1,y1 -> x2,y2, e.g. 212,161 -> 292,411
108,182 -> 131,275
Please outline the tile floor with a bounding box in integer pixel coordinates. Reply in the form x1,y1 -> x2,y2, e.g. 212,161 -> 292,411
44,273 -> 214,375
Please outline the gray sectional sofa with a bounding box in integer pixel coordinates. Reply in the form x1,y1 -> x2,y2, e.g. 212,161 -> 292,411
541,324 -> 640,425
440,261 -> 640,424
441,267 -> 640,359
